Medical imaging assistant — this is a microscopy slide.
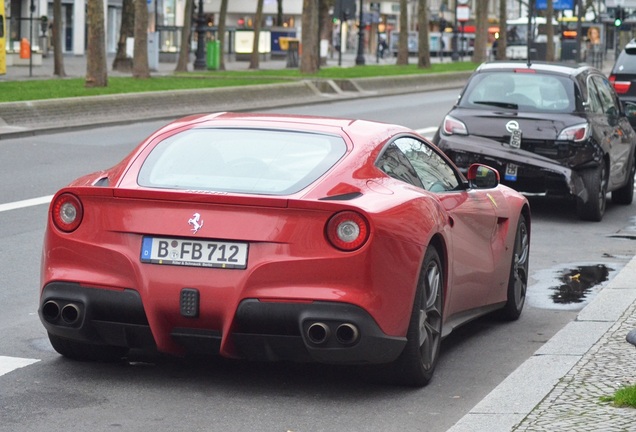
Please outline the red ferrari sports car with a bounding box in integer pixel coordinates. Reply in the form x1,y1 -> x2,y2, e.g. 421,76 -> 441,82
39,112 -> 530,387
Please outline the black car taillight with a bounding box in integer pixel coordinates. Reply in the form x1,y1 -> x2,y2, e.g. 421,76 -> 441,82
610,75 -> 631,94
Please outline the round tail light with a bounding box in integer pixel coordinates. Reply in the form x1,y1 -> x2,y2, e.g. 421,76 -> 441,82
51,193 -> 83,232
326,211 -> 369,251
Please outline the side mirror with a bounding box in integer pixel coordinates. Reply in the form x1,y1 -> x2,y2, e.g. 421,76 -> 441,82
467,164 -> 499,189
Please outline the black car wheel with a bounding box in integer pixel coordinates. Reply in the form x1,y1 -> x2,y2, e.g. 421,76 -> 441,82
386,247 -> 443,387
497,213 -> 529,321
48,332 -> 128,362
611,156 -> 636,205
576,164 -> 607,222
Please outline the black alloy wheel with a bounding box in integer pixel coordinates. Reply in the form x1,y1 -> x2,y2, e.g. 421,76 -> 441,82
577,164 -> 607,221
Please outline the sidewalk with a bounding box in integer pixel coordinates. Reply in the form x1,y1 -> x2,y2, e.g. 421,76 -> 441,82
2,50 -> 636,431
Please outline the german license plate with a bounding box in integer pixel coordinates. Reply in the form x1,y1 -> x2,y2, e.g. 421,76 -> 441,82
140,237 -> 248,269
509,129 -> 522,148
505,163 -> 518,181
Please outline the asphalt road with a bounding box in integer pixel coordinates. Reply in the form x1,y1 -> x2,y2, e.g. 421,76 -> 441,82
2,90 -> 636,432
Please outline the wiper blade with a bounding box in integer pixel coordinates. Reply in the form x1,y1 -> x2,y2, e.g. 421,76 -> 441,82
473,100 -> 519,109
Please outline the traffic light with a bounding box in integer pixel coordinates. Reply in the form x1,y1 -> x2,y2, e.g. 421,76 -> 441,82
334,0 -> 356,21
615,7 -> 625,27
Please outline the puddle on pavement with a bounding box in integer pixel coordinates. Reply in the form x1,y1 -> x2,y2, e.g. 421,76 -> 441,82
526,262 -> 624,311
550,264 -> 612,304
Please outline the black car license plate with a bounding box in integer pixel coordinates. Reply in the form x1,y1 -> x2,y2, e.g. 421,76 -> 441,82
509,130 -> 522,149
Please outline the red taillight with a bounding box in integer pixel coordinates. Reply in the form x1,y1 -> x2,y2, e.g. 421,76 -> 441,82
51,193 -> 83,232
610,75 -> 631,94
513,68 -> 536,73
326,211 -> 369,251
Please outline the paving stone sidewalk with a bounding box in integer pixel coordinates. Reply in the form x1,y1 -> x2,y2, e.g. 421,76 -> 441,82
514,298 -> 636,431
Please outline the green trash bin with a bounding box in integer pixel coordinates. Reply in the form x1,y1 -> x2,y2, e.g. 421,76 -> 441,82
206,40 -> 220,70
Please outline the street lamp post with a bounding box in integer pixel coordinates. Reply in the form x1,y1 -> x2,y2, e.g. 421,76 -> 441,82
193,0 -> 207,70
355,0 -> 365,65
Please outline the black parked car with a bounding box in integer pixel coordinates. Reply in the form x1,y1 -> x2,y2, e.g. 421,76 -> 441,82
432,61 -> 636,221
610,38 -> 636,129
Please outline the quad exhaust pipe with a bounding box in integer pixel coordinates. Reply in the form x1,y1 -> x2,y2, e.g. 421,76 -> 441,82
42,300 -> 82,325
336,323 -> 360,345
307,322 -> 330,345
306,322 -> 359,346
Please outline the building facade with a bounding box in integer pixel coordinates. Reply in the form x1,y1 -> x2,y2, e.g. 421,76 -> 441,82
2,0 -> 526,57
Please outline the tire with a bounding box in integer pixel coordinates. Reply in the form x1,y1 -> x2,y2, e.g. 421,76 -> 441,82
497,213 -> 529,321
48,333 -> 128,362
576,164 -> 607,222
612,157 -> 635,205
385,247 -> 443,387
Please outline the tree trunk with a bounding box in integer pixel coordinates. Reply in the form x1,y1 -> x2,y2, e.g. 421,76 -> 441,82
133,0 -> 150,78
52,0 -> 65,77
277,0 -> 283,26
496,0 -> 507,60
218,0 -> 228,70
417,0 -> 430,68
300,0 -> 319,73
249,0 -> 264,69
545,0 -> 555,61
175,0 -> 193,72
113,0 -> 134,72
318,0 -> 329,66
471,0 -> 488,63
396,0 -> 408,65
85,0 -> 108,87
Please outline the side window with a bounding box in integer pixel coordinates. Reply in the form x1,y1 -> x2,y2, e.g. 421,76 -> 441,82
376,143 -> 424,189
591,75 -> 619,116
586,81 -> 604,115
394,137 -> 460,192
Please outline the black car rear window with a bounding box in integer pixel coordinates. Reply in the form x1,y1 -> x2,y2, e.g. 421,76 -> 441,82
458,71 -> 576,113
138,128 -> 347,195
614,49 -> 636,74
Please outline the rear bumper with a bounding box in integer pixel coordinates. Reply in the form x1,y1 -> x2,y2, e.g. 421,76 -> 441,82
436,135 -> 590,198
39,282 -> 406,365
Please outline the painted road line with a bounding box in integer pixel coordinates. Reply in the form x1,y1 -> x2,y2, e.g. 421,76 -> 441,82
0,195 -> 53,213
416,127 -> 438,137
0,356 -> 40,377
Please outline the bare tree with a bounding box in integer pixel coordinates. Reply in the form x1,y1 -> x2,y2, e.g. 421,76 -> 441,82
496,0 -> 507,60
472,0 -> 488,63
85,0 -> 108,87
175,0 -> 193,72
417,0 -> 430,68
52,0 -> 65,77
249,0 -> 264,69
133,0 -> 150,78
300,0 -> 319,73
218,0 -> 229,70
545,0 -> 555,61
113,0 -> 134,72
396,0 -> 408,65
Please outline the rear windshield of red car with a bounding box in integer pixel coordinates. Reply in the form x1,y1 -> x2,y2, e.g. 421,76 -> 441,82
458,71 -> 576,113
137,128 -> 347,195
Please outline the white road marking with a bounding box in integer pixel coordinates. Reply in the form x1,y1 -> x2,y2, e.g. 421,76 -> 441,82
0,356 -> 40,377
416,127 -> 438,137
0,195 -> 53,213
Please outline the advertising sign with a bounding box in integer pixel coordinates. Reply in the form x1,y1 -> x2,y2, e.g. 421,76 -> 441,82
535,0 -> 574,10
